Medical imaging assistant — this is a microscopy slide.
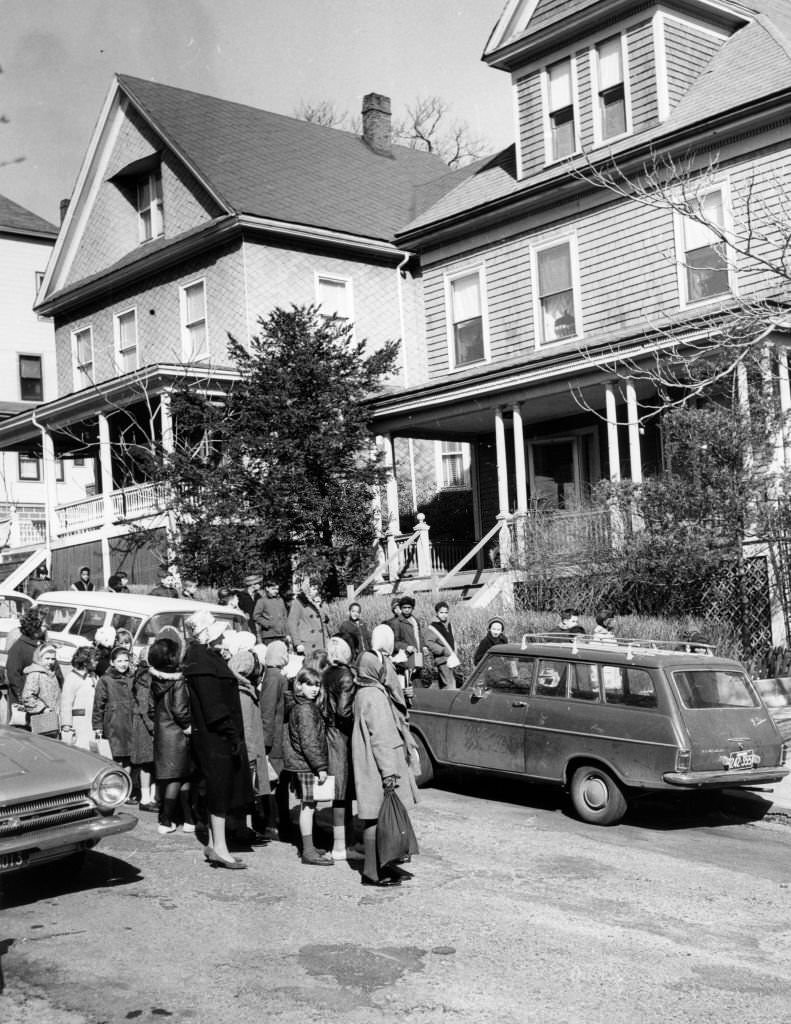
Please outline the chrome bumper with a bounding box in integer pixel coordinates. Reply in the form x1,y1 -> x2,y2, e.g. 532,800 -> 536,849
663,766 -> 790,788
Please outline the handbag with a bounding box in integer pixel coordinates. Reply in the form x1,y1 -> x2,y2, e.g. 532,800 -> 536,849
376,787 -> 419,868
9,703 -> 27,728
90,737 -> 114,759
312,774 -> 335,802
29,709 -> 59,735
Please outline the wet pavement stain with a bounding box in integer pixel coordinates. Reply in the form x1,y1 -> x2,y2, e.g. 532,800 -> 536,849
298,943 -> 427,993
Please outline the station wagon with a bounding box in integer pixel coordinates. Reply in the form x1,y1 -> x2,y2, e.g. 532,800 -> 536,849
409,636 -> 789,825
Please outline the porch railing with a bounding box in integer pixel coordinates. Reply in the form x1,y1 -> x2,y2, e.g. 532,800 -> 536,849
56,482 -> 170,536
514,508 -> 612,562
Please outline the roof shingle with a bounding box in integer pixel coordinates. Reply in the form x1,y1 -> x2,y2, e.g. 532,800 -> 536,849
0,194 -> 57,238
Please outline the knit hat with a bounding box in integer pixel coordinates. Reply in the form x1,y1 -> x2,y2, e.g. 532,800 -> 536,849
229,649 -> 256,679
370,623 -> 395,655
487,617 -> 505,632
399,594 -> 415,609
327,636 -> 352,666
390,597 -> 402,611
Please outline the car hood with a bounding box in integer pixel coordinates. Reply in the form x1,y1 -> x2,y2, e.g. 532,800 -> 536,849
0,726 -> 111,805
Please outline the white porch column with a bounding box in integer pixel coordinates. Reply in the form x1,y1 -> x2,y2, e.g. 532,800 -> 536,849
512,402 -> 528,512
625,382 -> 643,484
381,433 -> 401,534
40,427 -> 59,544
604,382 -> 621,483
494,406 -> 510,514
160,390 -> 174,455
777,346 -> 791,469
97,412 -> 113,584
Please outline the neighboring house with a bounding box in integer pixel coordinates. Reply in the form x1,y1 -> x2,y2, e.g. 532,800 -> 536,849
369,0 -> 791,634
0,194 -> 94,560
0,77 -> 457,587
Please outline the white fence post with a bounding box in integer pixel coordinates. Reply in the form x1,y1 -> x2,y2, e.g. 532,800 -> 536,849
414,513 -> 431,578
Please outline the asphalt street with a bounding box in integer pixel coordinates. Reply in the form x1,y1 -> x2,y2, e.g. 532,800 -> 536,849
2,773 -> 791,1024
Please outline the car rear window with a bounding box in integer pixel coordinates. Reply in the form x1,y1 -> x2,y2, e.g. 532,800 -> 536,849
0,595 -> 30,618
71,608 -> 107,641
473,654 -> 534,692
139,612 -> 191,644
754,678 -> 791,709
38,604 -> 77,633
110,613 -> 143,638
601,666 -> 658,708
673,669 -> 759,709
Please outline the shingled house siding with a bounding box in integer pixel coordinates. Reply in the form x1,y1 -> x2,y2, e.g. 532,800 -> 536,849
66,108 -> 222,288
242,240 -> 408,376
731,149 -> 791,299
626,20 -> 659,132
526,0 -> 599,37
664,18 -> 725,111
53,243 -> 246,393
517,70 -> 545,179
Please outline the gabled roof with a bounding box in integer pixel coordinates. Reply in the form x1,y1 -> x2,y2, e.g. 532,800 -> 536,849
0,194 -> 57,240
117,75 -> 451,243
400,3 -> 791,243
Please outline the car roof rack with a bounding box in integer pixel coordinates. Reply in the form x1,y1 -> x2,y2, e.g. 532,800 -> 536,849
519,633 -> 716,658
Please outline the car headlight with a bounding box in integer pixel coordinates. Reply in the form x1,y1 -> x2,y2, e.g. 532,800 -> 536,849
90,767 -> 131,809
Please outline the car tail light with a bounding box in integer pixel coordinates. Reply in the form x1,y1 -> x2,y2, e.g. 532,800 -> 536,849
782,743 -> 791,766
675,748 -> 691,772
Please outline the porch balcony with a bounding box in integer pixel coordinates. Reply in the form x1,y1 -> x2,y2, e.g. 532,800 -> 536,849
55,481 -> 170,536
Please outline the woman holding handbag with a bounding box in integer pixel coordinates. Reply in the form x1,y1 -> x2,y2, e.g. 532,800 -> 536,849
21,643 -> 62,736
352,624 -> 418,888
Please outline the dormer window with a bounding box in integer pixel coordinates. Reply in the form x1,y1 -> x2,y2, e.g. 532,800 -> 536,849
595,35 -> 628,141
546,58 -> 577,161
137,168 -> 163,242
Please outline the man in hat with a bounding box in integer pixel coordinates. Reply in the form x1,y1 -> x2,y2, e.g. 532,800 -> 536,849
236,574 -> 262,633
391,594 -> 422,702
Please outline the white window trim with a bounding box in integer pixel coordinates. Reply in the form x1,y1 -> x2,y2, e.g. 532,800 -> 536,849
541,55 -> 581,166
444,266 -> 491,373
18,453 -> 41,482
113,306 -> 139,374
314,272 -> 355,333
180,279 -> 209,362
71,326 -> 95,390
590,33 -> 632,146
530,235 -> 583,348
18,353 -> 43,403
673,179 -> 737,310
434,440 -> 472,491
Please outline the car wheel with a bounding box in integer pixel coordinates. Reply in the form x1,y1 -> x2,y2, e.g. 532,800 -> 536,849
570,765 -> 628,825
411,733 -> 434,787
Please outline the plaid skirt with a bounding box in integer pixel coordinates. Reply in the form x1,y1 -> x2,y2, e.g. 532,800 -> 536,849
292,770 -> 319,803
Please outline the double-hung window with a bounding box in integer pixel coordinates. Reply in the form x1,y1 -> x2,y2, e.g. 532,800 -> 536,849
18,454 -> 40,481
73,327 -> 94,388
19,355 -> 43,401
181,280 -> 207,361
447,269 -> 487,368
546,58 -> 576,161
137,168 -> 163,242
317,275 -> 353,324
114,308 -> 138,373
596,35 -> 627,141
534,240 -> 580,344
439,441 -> 469,489
679,188 -> 731,304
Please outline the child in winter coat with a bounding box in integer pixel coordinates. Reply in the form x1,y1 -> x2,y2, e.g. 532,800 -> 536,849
21,643 -> 61,736
92,645 -> 134,766
284,666 -> 332,866
472,617 -> 508,665
130,659 -> 157,810
60,646 -> 99,748
259,640 -> 290,840
148,637 -> 194,836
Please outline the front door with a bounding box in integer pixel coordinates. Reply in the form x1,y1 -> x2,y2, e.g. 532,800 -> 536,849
529,438 -> 579,509
446,653 -> 535,773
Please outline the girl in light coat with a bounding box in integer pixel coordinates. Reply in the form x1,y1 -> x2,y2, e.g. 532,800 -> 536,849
22,643 -> 61,736
352,624 -> 418,888
60,646 -> 99,748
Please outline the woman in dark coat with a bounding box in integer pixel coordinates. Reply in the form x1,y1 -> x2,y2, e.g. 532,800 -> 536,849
130,661 -> 156,810
148,637 -> 194,836
322,636 -> 360,861
183,611 -> 253,869
286,578 -> 330,659
92,646 -> 134,766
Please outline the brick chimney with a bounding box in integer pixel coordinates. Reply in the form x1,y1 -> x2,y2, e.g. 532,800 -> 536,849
59,198 -> 70,224
362,93 -> 392,154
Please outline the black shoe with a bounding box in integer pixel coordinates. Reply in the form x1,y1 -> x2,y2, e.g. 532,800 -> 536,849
361,874 -> 402,887
383,864 -> 414,881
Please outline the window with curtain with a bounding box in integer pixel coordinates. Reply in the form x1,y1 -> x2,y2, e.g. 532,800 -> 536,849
137,168 -> 163,242
597,35 -> 627,140
547,59 -> 576,160
73,327 -> 93,388
441,441 -> 467,488
181,281 -> 207,360
537,243 -> 577,343
682,190 -> 730,302
115,309 -> 138,373
19,355 -> 43,401
449,272 -> 485,365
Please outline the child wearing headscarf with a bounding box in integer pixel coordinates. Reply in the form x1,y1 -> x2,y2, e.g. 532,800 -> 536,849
472,617 -> 508,665
323,636 -> 361,861
22,643 -> 61,736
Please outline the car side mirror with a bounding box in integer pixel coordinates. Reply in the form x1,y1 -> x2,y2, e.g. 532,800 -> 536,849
471,682 -> 489,701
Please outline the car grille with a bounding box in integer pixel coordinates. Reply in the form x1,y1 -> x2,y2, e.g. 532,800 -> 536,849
0,790 -> 97,836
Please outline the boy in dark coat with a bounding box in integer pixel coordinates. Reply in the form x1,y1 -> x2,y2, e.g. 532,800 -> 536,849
425,601 -> 463,689
92,646 -> 134,767
336,602 -> 370,662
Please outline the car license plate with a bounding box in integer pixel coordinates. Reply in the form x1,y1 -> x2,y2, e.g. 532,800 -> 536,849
728,749 -> 755,769
0,851 -> 28,872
